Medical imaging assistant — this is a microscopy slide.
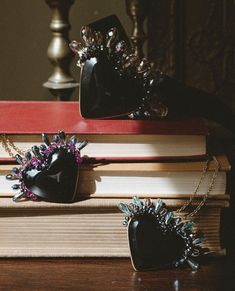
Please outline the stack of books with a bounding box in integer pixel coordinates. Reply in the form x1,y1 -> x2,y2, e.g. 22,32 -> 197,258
0,101 -> 230,257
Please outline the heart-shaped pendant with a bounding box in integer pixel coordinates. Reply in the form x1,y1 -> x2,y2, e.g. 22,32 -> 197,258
119,197 -> 204,271
6,131 -> 87,203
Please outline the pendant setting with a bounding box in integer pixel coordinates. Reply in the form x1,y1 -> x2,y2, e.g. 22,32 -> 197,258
119,197 -> 204,271
6,131 -> 87,203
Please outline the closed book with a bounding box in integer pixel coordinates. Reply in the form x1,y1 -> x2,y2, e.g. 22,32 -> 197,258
76,155 -> 230,197
0,198 -> 229,257
0,155 -> 230,198
0,101 -> 207,161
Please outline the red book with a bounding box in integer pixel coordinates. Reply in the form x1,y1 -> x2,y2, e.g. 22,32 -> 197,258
0,101 -> 207,162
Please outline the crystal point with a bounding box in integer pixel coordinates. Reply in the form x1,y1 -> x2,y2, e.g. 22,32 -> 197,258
81,26 -> 94,46
42,133 -> 51,146
175,217 -> 182,225
13,191 -> 25,202
15,154 -> 24,165
94,31 -> 103,45
59,131 -> 66,142
193,236 -> 205,245
155,199 -> 163,213
25,151 -> 32,161
12,167 -> 19,174
133,196 -> 142,209
118,202 -> 132,215
12,184 -> 20,190
32,146 -> 41,158
53,135 -> 60,143
40,144 -> 47,152
106,27 -> 119,48
77,140 -> 88,151
69,40 -> 83,53
70,136 -> 78,146
182,221 -> 194,232
137,58 -> 150,74
115,40 -> 128,54
165,212 -> 174,224
187,258 -> 199,270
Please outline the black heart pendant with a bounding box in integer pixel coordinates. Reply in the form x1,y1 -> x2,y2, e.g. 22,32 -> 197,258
128,214 -> 186,271
23,149 -> 79,203
80,56 -> 143,119
7,131 -> 87,203
119,197 -> 204,271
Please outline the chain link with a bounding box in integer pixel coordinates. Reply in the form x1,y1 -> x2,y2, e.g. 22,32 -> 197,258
0,134 -> 25,158
176,155 -> 220,218
175,158 -> 210,215
187,155 -> 220,217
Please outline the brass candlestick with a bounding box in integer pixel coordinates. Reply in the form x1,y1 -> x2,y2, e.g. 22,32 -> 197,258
44,0 -> 78,101
125,0 -> 149,58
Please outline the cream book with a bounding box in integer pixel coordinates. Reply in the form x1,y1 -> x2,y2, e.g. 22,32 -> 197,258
0,155 -> 230,198
0,198 -> 229,257
0,134 -> 206,160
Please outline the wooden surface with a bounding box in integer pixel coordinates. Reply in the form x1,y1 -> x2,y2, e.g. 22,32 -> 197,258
0,257 -> 234,290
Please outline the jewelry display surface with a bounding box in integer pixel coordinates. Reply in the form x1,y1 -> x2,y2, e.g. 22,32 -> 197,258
0,257 -> 234,291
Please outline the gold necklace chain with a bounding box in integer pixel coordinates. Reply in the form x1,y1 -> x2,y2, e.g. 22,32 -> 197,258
176,155 -> 220,218
0,134 -> 25,158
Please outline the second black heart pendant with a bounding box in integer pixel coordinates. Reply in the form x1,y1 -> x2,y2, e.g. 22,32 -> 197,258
6,131 -> 87,203
119,197 -> 204,271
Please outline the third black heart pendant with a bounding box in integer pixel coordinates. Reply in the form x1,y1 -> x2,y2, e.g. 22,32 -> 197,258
119,197 -> 204,271
6,131 -> 87,203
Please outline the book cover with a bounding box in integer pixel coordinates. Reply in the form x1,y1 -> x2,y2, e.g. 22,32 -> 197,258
0,101 -> 207,135
0,101 -> 207,161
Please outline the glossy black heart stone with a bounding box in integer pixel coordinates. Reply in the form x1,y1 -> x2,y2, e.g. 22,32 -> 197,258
23,148 -> 79,203
128,214 -> 186,271
80,57 -> 143,118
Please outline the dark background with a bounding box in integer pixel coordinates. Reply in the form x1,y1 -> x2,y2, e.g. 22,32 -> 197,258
148,0 -> 235,112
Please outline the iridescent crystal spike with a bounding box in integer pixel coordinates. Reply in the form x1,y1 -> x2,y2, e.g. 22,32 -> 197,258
155,198 -> 163,213
69,40 -> 83,54
118,202 -> 132,215
15,154 -> 24,165
25,151 -> 32,161
133,196 -> 143,209
187,258 -> 199,270
165,212 -> 174,224
106,27 -> 118,48
94,31 -> 103,45
42,133 -> 51,146
81,26 -> 94,46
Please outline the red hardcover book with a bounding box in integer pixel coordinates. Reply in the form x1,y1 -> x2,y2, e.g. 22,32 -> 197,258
0,101 -> 207,162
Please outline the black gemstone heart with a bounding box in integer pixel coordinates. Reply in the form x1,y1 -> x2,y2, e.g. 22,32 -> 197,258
80,57 -> 143,118
128,214 -> 186,271
23,148 -> 79,203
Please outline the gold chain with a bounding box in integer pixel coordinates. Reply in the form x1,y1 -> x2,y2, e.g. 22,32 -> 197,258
175,155 -> 220,218
0,134 -> 25,157
187,155 -> 220,217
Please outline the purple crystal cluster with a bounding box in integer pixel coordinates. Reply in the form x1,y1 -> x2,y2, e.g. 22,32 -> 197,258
6,131 -> 87,202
